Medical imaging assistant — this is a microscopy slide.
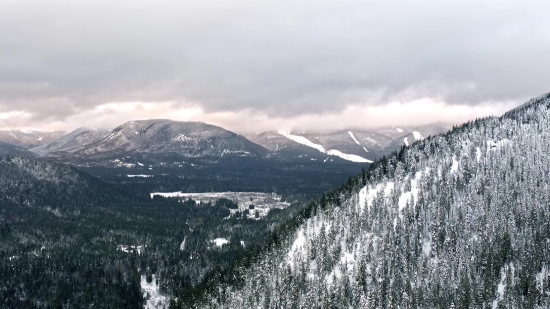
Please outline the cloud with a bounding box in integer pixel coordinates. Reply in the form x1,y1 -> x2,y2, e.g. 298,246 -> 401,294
5,99 -> 514,134
0,0 -> 549,128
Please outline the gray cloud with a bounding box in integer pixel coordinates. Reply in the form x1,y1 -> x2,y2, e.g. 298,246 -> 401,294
1,0 -> 549,123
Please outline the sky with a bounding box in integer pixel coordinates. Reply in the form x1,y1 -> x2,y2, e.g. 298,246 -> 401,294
1,0 -> 549,133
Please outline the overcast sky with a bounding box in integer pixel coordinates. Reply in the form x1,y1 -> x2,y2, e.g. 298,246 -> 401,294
0,0 -> 549,133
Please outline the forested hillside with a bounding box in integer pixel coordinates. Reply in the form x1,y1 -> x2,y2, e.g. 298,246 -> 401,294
192,93 -> 550,308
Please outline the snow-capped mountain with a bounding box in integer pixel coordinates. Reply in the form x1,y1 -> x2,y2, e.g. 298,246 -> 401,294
199,93 -> 550,308
30,127 -> 109,156
0,130 -> 65,148
54,119 -> 269,159
250,123 -> 452,163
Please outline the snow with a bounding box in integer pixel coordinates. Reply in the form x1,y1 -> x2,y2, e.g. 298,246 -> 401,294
422,239 -> 432,257
487,139 -> 509,152
221,149 -> 252,157
359,181 -> 395,212
397,172 -> 422,213
348,131 -> 360,145
212,238 -> 229,247
362,146 -> 369,153
326,149 -> 372,163
127,174 -> 153,178
396,127 -> 404,133
120,245 -> 143,254
492,265 -> 509,309
278,130 -> 371,163
137,162 -> 144,166
287,229 -> 306,267
180,237 -> 186,251
412,131 -> 423,140
450,157 -> 459,174
536,265 -> 549,294
278,130 -> 325,152
150,191 -> 185,198
240,241 -> 245,248
38,137 -> 43,141
404,137 -> 409,146
141,274 -> 169,309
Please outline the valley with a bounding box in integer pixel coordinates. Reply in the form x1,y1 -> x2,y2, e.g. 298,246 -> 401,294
2,1 -> 546,307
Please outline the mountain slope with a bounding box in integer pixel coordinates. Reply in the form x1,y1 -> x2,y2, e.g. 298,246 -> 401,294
0,142 -> 37,157
196,93 -> 550,308
0,130 -> 65,148
30,127 -> 109,156
0,155 -> 135,207
58,119 -> 268,159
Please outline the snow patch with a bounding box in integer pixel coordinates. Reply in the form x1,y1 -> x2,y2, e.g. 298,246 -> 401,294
359,181 -> 395,212
422,239 -> 432,257
120,245 -> 143,254
492,265 -> 511,309
450,157 -> 459,174
212,238 -> 229,247
396,127 -> 404,133
404,137 -> 409,146
412,131 -> 423,141
326,149 -> 372,163
536,265 -> 549,294
127,175 -> 153,178
278,130 -> 325,152
487,139 -> 509,152
141,274 -> 169,309
278,130 -> 371,163
179,237 -> 186,251
348,131 -> 360,145
287,229 -> 306,267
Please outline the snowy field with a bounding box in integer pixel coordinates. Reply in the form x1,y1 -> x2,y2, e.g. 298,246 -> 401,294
150,191 -> 289,218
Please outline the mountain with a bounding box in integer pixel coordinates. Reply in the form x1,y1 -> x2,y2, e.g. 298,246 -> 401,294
0,130 -> 65,148
29,127 -> 109,156
49,119 -> 269,160
0,142 -> 37,157
250,123 -> 452,163
193,93 -> 550,308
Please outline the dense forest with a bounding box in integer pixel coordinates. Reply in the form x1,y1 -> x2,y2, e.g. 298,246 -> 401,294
0,157 -> 306,308
186,93 -> 550,308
